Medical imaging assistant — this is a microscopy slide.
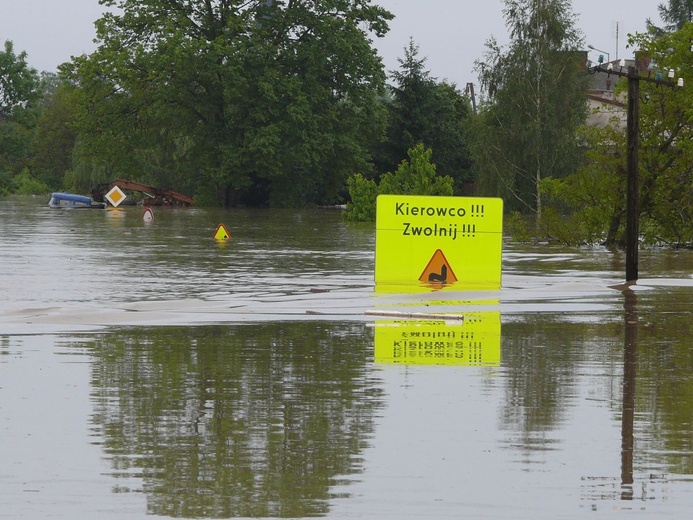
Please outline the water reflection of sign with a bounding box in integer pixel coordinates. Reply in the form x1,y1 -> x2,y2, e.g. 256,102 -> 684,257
375,195 -> 503,292
105,185 -> 127,207
374,311 -> 501,366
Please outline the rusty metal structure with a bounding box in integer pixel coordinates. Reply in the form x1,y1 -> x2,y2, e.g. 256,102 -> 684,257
92,179 -> 194,206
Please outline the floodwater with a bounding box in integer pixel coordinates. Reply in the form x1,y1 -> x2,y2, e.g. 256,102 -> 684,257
1,196 -> 691,519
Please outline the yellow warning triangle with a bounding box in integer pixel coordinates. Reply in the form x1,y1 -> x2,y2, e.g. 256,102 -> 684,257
213,223 -> 231,240
419,249 -> 458,284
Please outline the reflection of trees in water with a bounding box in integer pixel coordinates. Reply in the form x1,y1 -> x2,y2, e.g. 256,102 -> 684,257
87,322 -> 383,518
498,318 -> 609,455
500,287 -> 692,480
581,288 -> 692,503
629,288 -> 693,476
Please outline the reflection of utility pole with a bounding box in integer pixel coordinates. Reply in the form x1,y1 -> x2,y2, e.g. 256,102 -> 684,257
465,83 -> 477,116
588,60 -> 683,282
621,289 -> 638,499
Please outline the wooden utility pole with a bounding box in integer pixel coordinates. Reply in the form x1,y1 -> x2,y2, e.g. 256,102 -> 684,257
588,61 -> 681,282
625,68 -> 640,282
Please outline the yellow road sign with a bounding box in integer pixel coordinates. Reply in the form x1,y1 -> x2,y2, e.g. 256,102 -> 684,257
105,186 -> 126,207
419,249 -> 458,284
214,223 -> 231,240
375,195 -> 503,291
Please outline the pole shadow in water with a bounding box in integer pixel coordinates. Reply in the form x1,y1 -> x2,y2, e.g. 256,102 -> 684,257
621,289 -> 637,500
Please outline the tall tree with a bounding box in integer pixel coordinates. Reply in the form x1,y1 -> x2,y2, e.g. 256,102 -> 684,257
64,0 -> 393,207
658,0 -> 693,31
31,74 -> 79,190
540,23 -> 693,248
0,40 -> 41,188
377,39 -> 473,192
0,41 -> 40,115
618,25 -> 693,246
473,0 -> 589,218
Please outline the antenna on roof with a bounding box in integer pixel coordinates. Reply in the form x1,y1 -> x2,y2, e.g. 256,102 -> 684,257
612,20 -> 623,60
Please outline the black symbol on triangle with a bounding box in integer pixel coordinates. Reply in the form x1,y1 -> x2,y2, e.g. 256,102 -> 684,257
428,264 -> 448,283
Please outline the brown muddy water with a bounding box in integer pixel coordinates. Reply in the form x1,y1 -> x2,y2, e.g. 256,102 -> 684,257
1,196 -> 691,519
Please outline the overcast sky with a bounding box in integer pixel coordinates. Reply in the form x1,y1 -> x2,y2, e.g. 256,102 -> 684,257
0,0 -> 662,88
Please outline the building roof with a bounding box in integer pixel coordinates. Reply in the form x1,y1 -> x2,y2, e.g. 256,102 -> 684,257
588,58 -> 635,94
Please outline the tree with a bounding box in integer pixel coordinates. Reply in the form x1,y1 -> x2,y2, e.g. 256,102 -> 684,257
540,23 -> 693,248
376,39 -> 473,192
30,74 -> 79,190
432,82 -> 475,192
625,25 -> 693,247
539,124 -> 627,246
344,143 -> 454,222
65,0 -> 393,207
0,41 -> 40,115
472,0 -> 589,219
658,0 -> 693,31
0,40 -> 41,190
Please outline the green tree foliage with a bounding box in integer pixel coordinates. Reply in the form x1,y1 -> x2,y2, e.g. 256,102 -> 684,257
658,0 -> 693,31
376,39 -> 473,191
344,143 -> 453,221
86,322 -> 381,517
0,40 -> 42,192
540,125 -> 627,245
30,74 -> 79,190
541,24 -> 693,248
472,0 -> 589,219
0,41 -> 40,114
626,26 -> 693,247
12,168 -> 51,195
344,173 -> 379,222
65,0 -> 393,207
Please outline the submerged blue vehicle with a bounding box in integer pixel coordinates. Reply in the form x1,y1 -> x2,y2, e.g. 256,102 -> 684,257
48,192 -> 105,209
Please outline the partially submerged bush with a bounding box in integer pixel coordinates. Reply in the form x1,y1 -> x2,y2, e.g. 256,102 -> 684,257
344,143 -> 454,222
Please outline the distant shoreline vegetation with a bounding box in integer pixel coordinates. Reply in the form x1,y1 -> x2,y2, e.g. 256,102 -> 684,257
1,0 -> 692,248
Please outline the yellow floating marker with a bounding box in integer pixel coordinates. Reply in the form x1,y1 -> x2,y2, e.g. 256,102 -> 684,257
375,195 -> 503,292
105,185 -> 127,207
214,223 -> 231,240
